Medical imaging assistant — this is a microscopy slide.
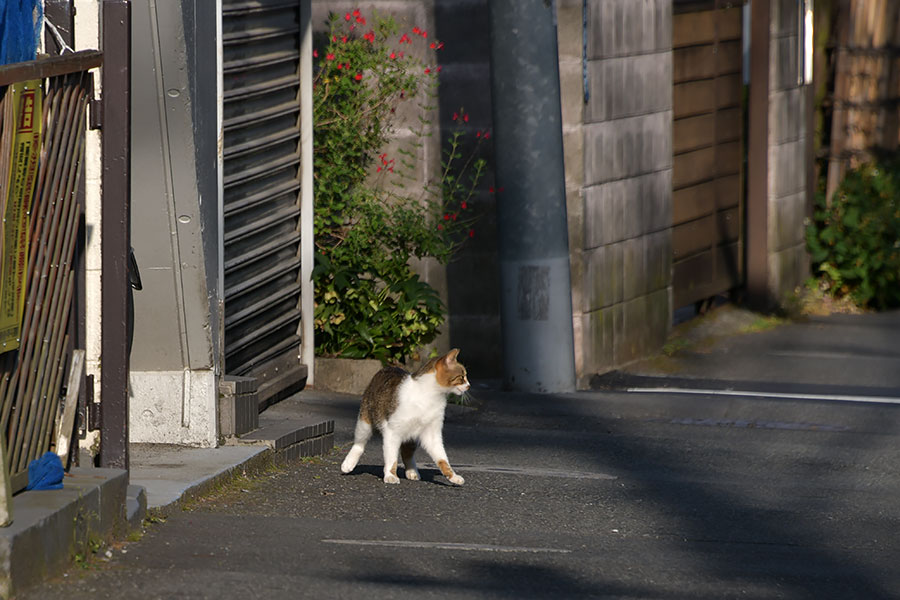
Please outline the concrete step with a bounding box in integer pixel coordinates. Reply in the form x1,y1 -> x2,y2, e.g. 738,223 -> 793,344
0,468 -> 129,598
232,417 -> 335,462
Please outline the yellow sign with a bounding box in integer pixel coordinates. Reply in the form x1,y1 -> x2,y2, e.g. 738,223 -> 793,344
0,80 -> 42,353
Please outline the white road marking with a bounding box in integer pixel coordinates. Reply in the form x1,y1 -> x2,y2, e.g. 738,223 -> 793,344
322,539 -> 572,554
423,463 -> 617,480
768,351 -> 887,360
627,387 -> 900,406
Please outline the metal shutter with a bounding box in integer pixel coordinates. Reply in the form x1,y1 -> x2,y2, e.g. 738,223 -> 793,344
222,0 -> 306,403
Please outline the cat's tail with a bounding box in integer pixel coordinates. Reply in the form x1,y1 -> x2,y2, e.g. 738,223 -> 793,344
340,418 -> 373,474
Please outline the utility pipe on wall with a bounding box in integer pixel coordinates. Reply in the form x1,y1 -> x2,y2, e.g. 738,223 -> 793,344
488,0 -> 576,393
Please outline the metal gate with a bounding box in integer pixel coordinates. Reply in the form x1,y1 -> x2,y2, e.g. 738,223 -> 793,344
222,0 -> 307,404
671,0 -> 745,308
0,52 -> 100,493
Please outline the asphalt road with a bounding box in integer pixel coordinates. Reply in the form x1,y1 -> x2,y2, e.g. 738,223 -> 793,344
23,385 -> 900,600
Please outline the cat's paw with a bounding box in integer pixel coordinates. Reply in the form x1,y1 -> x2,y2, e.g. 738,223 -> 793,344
383,473 -> 401,484
340,458 -> 355,474
405,469 -> 420,481
448,474 -> 465,486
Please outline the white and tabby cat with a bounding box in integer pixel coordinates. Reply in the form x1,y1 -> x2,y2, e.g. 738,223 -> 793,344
340,349 -> 470,485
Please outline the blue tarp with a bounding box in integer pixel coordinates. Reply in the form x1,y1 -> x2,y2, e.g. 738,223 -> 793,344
0,0 -> 43,66
26,451 -> 64,491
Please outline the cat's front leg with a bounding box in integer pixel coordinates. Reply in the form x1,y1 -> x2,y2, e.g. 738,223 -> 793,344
420,426 -> 464,486
381,428 -> 402,484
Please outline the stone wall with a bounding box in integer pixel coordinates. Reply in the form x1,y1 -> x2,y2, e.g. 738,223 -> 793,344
767,0 -> 809,300
570,0 -> 674,385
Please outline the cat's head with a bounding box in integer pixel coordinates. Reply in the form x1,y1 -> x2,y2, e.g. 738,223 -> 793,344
435,348 -> 470,395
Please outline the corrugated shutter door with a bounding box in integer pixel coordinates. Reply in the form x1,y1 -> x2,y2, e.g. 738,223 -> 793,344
222,0 -> 306,403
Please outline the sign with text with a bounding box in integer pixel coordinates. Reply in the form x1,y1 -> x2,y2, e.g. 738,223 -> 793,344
0,80 -> 43,353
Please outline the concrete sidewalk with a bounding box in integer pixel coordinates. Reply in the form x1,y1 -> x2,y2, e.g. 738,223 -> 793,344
602,305 -> 900,399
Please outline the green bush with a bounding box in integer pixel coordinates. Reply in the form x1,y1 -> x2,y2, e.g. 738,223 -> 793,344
806,157 -> 900,309
312,9 -> 486,362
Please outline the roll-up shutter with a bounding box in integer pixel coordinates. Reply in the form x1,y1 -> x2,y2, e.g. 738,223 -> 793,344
222,0 -> 307,403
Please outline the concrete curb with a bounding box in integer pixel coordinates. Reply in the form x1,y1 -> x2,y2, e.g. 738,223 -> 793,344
0,468 -> 128,599
130,445 -> 272,514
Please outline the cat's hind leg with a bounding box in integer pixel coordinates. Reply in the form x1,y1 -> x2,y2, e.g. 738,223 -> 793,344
340,417 -> 373,474
381,427 -> 403,484
400,441 -> 420,481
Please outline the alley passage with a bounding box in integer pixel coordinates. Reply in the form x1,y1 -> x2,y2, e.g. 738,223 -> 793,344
23,389 -> 900,599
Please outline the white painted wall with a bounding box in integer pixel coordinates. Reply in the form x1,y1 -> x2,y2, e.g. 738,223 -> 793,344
71,0 -> 103,455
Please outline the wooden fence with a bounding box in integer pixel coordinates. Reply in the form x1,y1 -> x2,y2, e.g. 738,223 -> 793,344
824,0 -> 900,201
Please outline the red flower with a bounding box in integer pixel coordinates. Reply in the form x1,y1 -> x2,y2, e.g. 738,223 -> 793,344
413,26 -> 420,34
489,186 -> 495,193
476,131 -> 481,138
437,224 -> 443,231
437,66 -> 442,72
430,42 -> 436,49
484,132 -> 491,139
444,213 -> 450,221
452,112 -> 459,121
422,31 -> 428,38
461,201 -> 467,209
337,63 -> 343,70
438,42 -> 444,50
357,17 -> 366,25
355,73 -> 362,81
399,33 -> 410,44
377,166 -> 383,173
341,36 -> 348,43
326,53 -> 335,61
313,49 -> 318,58
389,51 -> 397,59
424,67 -> 431,74
353,9 -> 361,17
332,35 -> 337,42
452,213 -> 458,221
364,31 -> 375,43
345,12 -> 351,21
468,229 -> 475,238
463,114 -> 469,123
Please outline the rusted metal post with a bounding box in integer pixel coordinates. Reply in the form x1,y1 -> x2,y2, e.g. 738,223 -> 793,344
746,0 -> 771,309
100,0 -> 131,470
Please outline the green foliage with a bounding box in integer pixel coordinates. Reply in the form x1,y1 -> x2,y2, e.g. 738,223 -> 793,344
806,156 -> 900,309
313,9 -> 486,363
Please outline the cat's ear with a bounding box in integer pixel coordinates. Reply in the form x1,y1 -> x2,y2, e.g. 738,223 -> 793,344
444,348 -> 460,364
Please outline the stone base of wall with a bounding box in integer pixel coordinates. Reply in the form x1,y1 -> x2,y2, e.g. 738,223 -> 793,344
313,358 -> 383,395
219,376 -> 259,438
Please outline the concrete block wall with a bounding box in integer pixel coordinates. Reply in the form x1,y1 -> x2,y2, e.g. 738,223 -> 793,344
573,0 -> 674,385
766,0 -> 809,300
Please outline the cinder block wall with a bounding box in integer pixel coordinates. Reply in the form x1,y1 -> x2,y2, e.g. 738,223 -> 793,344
767,0 -> 809,300
572,0 -> 674,385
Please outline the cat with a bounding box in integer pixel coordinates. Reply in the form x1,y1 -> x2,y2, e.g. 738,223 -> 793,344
340,348 -> 470,485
